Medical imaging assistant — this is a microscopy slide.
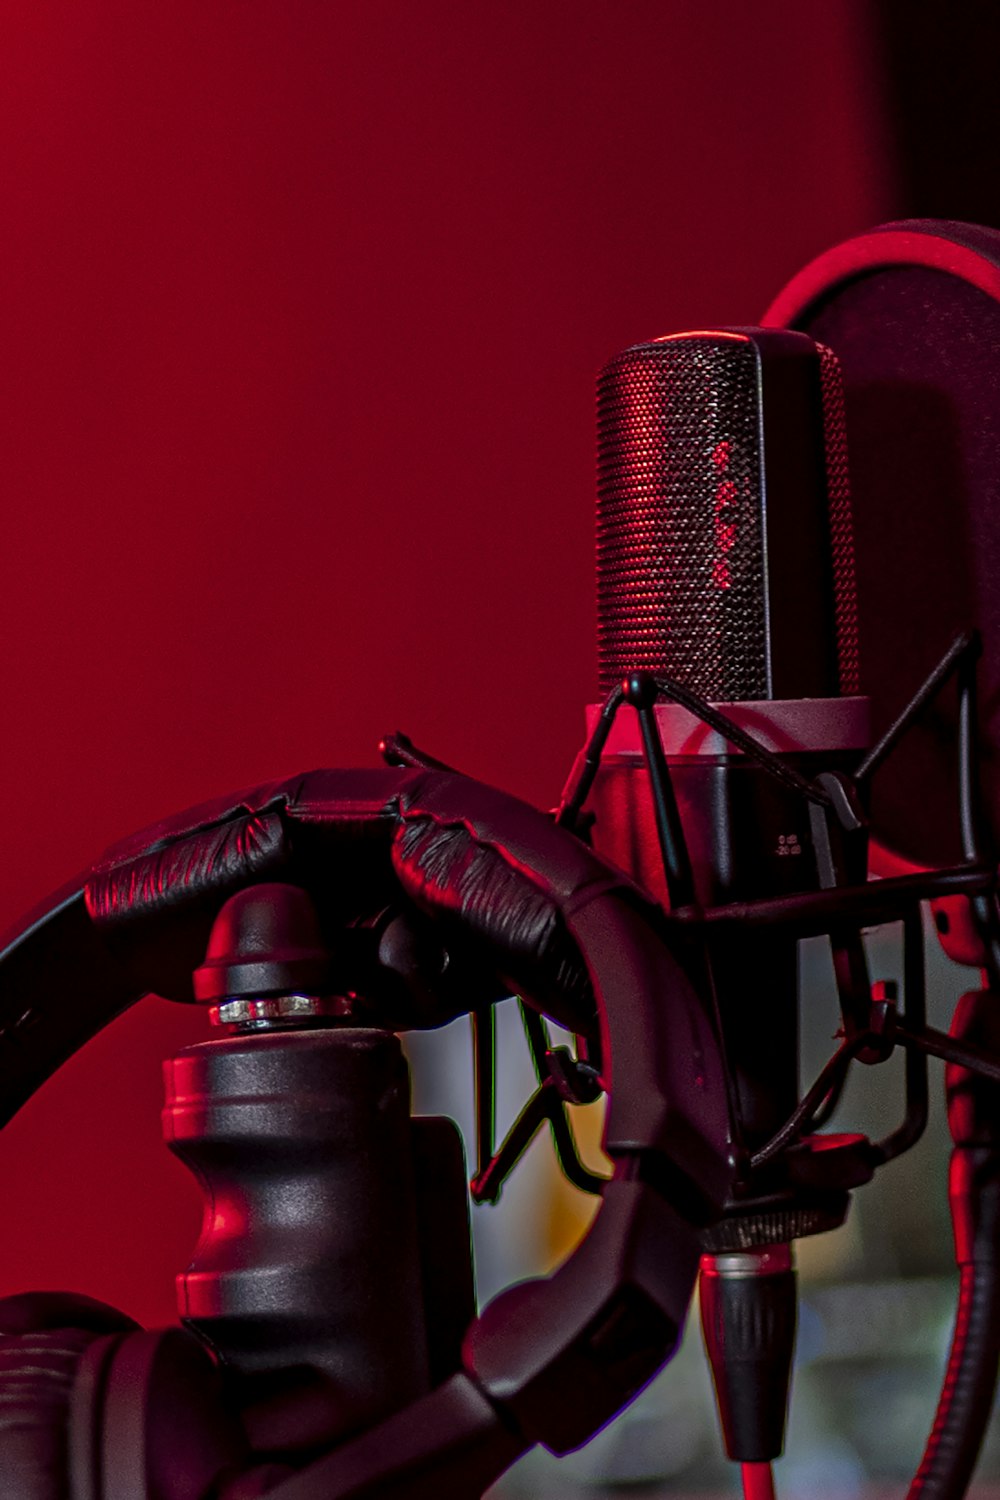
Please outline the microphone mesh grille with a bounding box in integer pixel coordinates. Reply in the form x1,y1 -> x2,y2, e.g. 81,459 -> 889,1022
596,336 -> 768,700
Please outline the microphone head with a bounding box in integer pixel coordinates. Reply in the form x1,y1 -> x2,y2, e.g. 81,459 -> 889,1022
596,328 -> 859,702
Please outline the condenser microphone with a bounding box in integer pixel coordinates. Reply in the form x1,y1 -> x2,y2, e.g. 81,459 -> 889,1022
583,328 -> 871,1478
590,326 -> 867,915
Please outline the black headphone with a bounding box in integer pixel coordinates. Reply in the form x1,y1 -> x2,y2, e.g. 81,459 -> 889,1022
0,766 -> 732,1500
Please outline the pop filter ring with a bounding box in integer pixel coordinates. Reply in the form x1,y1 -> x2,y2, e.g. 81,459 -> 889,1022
763,218 -> 1000,869
764,221 -> 1000,324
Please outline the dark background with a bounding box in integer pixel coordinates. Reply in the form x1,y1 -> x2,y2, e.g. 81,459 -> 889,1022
0,0 -> 976,1337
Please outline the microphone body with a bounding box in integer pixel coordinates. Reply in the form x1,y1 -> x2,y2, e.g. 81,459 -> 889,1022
586,328 -> 869,1469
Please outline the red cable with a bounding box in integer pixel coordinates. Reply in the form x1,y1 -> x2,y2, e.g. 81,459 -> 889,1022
741,1461 -> 777,1500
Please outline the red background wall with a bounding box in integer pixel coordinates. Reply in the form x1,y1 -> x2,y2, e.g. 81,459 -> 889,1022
0,2 -> 890,1326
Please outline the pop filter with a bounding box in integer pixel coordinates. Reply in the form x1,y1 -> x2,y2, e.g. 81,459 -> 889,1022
763,219 -> 1000,867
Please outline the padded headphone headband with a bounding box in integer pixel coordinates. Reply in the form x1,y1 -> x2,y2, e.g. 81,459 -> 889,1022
0,766 -> 733,1475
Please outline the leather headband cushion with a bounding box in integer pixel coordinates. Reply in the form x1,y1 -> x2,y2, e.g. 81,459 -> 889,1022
80,767 -> 598,1008
0,768 -> 731,1195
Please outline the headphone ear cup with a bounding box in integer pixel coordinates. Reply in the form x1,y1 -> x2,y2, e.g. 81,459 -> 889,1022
0,1293 -> 139,1500
69,1327 -> 248,1500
